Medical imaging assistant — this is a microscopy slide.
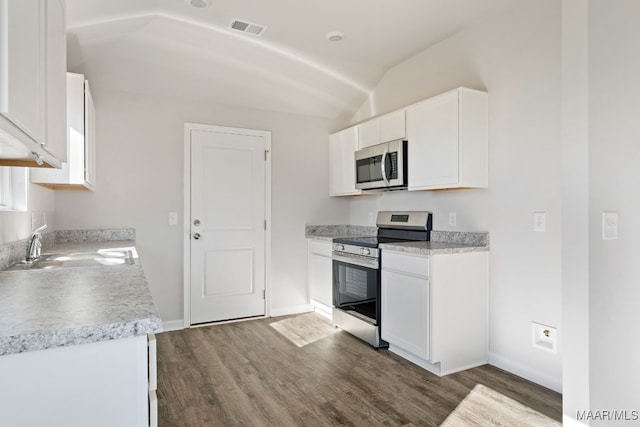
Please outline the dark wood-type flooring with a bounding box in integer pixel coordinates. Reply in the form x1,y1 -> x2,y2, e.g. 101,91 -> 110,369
157,315 -> 562,426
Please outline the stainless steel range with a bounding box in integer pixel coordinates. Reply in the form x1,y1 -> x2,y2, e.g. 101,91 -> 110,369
332,211 -> 433,348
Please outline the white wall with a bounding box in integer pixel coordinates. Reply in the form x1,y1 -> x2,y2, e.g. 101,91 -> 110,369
53,88 -> 350,323
0,176 -> 55,245
589,0 -> 640,419
348,0 -> 563,391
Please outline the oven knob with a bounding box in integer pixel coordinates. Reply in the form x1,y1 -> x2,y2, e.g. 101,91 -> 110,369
360,248 -> 371,256
336,244 -> 345,251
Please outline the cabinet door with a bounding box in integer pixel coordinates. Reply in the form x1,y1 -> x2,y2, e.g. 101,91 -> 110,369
357,119 -> 380,148
406,90 -> 460,190
380,110 -> 405,143
308,240 -> 333,307
43,0 -> 67,161
0,0 -> 45,144
329,126 -> 360,196
381,269 -> 430,359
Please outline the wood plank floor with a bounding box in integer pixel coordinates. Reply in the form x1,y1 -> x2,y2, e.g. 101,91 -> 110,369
157,314 -> 562,426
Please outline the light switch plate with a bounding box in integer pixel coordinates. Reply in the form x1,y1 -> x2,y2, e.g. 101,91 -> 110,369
168,212 -> 178,226
602,212 -> 618,240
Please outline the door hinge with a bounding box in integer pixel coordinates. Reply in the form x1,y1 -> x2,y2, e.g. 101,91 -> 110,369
263,290 -> 266,299
264,149 -> 269,161
264,220 -> 267,230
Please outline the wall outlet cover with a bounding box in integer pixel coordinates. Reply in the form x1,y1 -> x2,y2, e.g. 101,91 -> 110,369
532,322 -> 557,354
602,212 -> 618,240
533,212 -> 546,232
449,211 -> 457,227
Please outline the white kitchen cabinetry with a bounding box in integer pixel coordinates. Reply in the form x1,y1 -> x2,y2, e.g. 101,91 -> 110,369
406,88 -> 487,190
381,250 -> 488,376
308,239 -> 333,317
358,110 -> 406,149
44,0 -> 68,162
0,335 -> 155,426
32,73 -> 96,190
329,125 -> 361,196
0,0 -> 66,168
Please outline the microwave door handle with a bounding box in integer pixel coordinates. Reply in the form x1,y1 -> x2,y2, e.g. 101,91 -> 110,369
381,149 -> 390,186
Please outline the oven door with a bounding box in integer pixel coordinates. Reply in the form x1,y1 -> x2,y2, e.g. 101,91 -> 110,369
332,254 -> 380,325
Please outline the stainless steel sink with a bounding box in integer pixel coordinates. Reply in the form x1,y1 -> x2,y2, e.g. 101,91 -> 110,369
4,248 -> 136,271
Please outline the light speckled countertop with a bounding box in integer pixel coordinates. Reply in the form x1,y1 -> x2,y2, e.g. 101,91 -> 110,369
0,240 -> 162,356
305,225 -> 489,254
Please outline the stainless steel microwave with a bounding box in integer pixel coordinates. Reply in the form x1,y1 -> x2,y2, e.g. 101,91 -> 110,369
355,139 -> 408,190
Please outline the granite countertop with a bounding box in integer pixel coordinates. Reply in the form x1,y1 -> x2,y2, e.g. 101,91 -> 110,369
379,240 -> 488,255
305,225 -> 489,255
305,225 -> 377,242
0,239 -> 162,356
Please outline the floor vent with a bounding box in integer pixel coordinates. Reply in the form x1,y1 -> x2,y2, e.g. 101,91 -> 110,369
230,19 -> 266,36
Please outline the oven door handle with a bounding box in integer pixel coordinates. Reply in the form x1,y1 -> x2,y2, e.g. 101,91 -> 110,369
333,253 -> 379,270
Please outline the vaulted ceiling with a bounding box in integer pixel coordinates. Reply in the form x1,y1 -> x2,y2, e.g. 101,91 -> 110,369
66,0 -> 517,123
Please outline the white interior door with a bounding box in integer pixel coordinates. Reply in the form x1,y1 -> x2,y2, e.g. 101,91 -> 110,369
188,124 -> 270,324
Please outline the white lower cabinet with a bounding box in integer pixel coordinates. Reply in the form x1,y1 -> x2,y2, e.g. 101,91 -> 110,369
381,250 -> 488,376
308,239 -> 333,317
0,335 -> 156,426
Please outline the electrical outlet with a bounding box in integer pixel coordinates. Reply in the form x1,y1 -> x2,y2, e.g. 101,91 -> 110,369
602,212 -> 618,240
532,322 -> 557,353
168,212 -> 178,226
368,212 -> 375,225
533,212 -> 546,232
448,212 -> 457,227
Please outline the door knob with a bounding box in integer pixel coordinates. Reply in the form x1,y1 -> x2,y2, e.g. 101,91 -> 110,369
193,219 -> 201,226
193,233 -> 201,240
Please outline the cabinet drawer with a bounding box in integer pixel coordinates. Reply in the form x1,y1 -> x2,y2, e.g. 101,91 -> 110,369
382,251 -> 429,277
308,239 -> 332,257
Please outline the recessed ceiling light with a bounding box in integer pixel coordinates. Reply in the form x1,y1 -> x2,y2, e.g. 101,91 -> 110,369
326,31 -> 344,42
190,0 -> 209,8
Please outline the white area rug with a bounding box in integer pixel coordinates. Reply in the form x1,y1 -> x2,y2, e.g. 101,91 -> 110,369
441,384 -> 561,427
270,312 -> 340,347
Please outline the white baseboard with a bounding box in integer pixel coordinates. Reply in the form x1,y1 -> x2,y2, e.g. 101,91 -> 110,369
489,352 -> 562,393
269,304 -> 313,318
162,320 -> 185,332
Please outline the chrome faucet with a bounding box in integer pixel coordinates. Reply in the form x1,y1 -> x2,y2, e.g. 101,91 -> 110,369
25,224 -> 48,263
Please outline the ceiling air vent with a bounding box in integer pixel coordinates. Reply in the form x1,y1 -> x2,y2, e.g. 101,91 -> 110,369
229,19 -> 266,36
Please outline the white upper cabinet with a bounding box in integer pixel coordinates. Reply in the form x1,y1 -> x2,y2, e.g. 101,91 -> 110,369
44,0 -> 67,162
0,0 -> 65,168
329,125 -> 361,196
358,110 -> 406,149
32,73 -> 96,190
406,88 -> 488,191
